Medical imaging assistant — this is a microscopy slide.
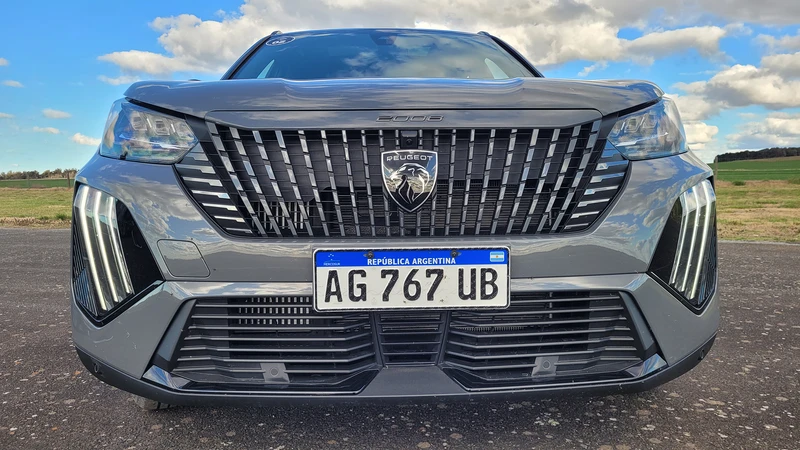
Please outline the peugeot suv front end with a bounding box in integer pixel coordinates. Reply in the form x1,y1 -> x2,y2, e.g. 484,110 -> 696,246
71,28 -> 718,408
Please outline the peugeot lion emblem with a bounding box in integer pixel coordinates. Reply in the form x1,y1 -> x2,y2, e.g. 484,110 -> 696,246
381,150 -> 438,212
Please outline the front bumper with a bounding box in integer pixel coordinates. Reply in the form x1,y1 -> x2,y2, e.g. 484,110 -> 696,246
71,151 -> 719,401
76,333 -> 715,406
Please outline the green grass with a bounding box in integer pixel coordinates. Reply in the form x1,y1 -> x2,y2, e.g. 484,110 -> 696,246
715,180 -> 800,243
0,188 -> 73,226
0,178 -> 75,188
714,156 -> 800,182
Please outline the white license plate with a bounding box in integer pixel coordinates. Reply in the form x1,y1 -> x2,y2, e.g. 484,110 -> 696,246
313,248 -> 510,311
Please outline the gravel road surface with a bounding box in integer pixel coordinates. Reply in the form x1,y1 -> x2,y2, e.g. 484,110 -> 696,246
0,229 -> 797,449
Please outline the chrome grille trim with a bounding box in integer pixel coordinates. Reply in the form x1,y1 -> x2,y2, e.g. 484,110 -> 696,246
445,129 -> 457,236
182,120 -> 625,237
233,127 -> 282,234
299,130 -> 329,236
492,129 -> 516,234
474,129 -> 496,235
206,123 -> 267,235
360,130 -> 377,237
253,130 -> 298,237
276,131 -> 314,236
321,130 -> 346,236
341,130 -> 361,237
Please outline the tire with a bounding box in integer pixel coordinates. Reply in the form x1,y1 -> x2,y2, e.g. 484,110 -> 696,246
132,394 -> 176,411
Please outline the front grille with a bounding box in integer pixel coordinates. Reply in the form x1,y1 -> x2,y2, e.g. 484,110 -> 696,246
173,297 -> 378,392
178,119 -> 627,237
169,291 -> 649,392
443,291 -> 645,390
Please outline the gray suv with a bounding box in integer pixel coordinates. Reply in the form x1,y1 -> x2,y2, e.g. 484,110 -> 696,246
71,28 -> 718,408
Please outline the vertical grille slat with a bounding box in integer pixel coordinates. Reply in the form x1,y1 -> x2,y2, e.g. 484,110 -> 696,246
276,131 -> 315,236
298,130 -> 329,237
360,130 -> 378,237
321,130 -> 346,236
183,120 -> 625,238
231,127 -> 282,235
206,123 -> 267,236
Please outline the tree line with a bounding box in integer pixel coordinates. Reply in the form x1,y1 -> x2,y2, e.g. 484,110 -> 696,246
0,168 -> 79,181
716,147 -> 800,162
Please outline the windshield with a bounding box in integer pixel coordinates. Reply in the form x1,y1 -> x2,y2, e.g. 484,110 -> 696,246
230,30 -> 536,80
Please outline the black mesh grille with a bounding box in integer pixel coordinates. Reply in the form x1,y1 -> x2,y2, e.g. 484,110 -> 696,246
177,120 -> 628,237
443,291 -> 645,390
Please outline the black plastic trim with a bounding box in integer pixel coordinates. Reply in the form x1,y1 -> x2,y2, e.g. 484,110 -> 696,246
479,32 -> 544,78
221,36 -> 271,80
75,334 -> 716,406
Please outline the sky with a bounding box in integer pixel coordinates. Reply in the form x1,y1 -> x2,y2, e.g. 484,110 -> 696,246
1,0 -> 800,172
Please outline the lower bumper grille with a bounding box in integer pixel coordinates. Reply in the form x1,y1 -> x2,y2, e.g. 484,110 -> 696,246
168,292 -> 651,393
377,312 -> 446,365
173,297 -> 378,392
443,291 -> 644,390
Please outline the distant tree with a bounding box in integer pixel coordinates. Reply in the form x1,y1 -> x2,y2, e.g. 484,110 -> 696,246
717,147 -> 800,162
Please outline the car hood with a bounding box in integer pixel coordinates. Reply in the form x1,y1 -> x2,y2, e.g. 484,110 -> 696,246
124,78 -> 662,119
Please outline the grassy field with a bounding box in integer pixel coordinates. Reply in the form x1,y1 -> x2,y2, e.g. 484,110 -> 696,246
0,188 -> 73,227
716,180 -> 800,243
0,178 -> 75,188
714,156 -> 800,182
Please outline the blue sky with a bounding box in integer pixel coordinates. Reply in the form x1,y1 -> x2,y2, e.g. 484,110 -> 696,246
1,0 -> 799,171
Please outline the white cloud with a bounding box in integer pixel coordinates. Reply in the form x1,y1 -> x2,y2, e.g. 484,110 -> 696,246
624,26 -> 728,64
0,58 -> 8,66
684,122 -> 719,150
683,64 -> 800,110
71,133 -> 101,146
674,49 -> 800,112
670,93 -> 724,121
32,126 -> 61,134
42,108 -> 72,119
760,51 -> 800,78
0,112 -> 13,119
594,0 -> 800,27
2,80 -> 23,88
98,74 -> 141,85
727,112 -> 800,149
578,61 -> 608,77
97,1 -> 733,76
757,33 -> 800,52
98,49 -> 202,75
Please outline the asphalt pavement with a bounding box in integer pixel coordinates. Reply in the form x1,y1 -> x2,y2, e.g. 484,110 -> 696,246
0,228 -> 797,450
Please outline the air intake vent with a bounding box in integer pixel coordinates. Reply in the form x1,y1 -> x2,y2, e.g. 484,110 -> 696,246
173,297 -> 379,393
377,312 -> 446,365
650,179 -> 717,309
443,291 -> 645,390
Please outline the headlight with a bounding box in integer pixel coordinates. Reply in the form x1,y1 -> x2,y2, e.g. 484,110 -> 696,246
607,97 -> 686,160
100,100 -> 198,164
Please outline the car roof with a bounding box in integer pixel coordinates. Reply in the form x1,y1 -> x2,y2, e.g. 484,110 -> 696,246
269,27 -> 482,39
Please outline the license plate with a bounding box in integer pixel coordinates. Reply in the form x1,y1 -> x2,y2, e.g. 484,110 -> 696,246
313,248 -> 510,311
